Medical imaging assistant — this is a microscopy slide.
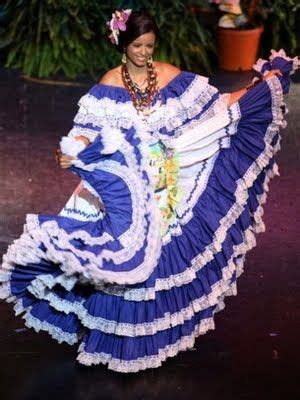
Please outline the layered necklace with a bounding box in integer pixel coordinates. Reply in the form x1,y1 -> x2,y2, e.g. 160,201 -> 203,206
121,58 -> 159,116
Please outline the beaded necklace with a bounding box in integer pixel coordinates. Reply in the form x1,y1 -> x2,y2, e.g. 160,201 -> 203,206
121,59 -> 159,116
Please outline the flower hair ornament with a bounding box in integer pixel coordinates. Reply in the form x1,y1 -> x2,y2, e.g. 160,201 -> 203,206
107,9 -> 132,45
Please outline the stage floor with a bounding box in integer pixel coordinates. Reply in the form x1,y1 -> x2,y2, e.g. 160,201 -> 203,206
0,67 -> 299,400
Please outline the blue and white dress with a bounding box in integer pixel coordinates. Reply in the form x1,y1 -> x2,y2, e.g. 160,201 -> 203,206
0,50 -> 298,373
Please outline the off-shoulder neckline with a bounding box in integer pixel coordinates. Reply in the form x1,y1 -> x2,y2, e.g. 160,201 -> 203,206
96,70 -> 187,93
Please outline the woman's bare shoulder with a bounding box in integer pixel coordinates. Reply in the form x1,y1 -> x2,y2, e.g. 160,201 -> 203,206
154,62 -> 181,87
155,62 -> 181,76
99,66 -> 122,86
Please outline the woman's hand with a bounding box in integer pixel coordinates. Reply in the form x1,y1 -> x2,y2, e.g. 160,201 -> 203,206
228,69 -> 282,106
263,69 -> 283,80
55,148 -> 76,169
74,135 -> 90,146
55,135 -> 89,169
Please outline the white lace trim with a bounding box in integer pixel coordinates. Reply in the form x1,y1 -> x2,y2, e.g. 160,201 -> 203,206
1,138 -> 162,286
75,273 -> 243,374
0,65 -> 286,297
92,163 -> 277,301
0,169 -> 284,369
11,301 -> 79,345
60,136 -> 86,156
0,192 -> 262,338
84,75 -> 286,300
269,49 -> 300,74
2,157 -> 276,305
0,278 -> 12,300
253,48 -> 300,76
45,161 -> 146,261
27,273 -> 78,298
77,153 -> 152,262
148,77 -> 218,133
70,140 -> 160,262
76,317 -> 214,372
100,126 -> 125,154
1,260 -> 240,373
27,135 -> 153,269
162,102 -> 240,233
16,159 -> 271,341
161,153 -> 218,246
158,90 -> 224,142
252,58 -> 270,75
31,214 -> 113,250
25,313 -> 79,345
78,162 -> 147,263
19,212 -> 158,287
76,94 -> 135,129
25,233 -> 250,337
67,126 -> 99,142
75,75 -> 218,136
68,137 -> 151,250
76,281 -> 239,374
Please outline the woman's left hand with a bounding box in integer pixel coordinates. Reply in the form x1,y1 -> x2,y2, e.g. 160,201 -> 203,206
263,69 -> 283,80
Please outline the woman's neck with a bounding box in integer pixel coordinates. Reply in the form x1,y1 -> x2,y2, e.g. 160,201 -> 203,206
126,60 -> 147,77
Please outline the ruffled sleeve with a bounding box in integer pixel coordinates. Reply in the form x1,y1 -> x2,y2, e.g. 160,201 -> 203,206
66,84 -> 132,143
12,85 -> 163,286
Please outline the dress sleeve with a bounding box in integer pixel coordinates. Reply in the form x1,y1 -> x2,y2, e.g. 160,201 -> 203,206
66,89 -> 103,143
24,89 -> 162,286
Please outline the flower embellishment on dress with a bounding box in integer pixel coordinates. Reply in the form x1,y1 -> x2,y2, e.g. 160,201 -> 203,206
107,9 -> 132,45
149,143 -> 180,237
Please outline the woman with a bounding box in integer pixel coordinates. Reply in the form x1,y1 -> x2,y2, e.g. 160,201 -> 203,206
0,10 -> 298,373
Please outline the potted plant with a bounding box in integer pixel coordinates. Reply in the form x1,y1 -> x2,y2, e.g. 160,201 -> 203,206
212,0 -> 265,71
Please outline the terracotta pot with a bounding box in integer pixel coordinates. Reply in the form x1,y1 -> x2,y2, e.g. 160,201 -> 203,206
217,26 -> 264,71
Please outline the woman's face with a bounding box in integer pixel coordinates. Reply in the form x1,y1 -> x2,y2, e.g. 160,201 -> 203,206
126,32 -> 156,68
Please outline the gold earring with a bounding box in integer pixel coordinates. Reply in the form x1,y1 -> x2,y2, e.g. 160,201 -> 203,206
122,51 -> 127,65
147,56 -> 153,66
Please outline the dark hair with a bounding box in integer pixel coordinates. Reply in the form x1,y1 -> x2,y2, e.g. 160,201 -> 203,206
117,10 -> 158,52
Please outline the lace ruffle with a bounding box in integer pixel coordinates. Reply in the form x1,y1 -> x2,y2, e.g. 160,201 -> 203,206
1,137 -> 162,286
25,228 -> 251,337
91,162 -> 278,301
12,301 -> 79,345
60,136 -> 86,156
1,139 -> 278,337
0,174 -> 267,338
67,126 -> 100,142
253,48 -> 300,76
76,317 -> 214,372
75,75 -> 218,137
77,75 -> 285,301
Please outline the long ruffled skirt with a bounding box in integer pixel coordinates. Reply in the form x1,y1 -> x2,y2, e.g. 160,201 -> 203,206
0,55 -> 297,373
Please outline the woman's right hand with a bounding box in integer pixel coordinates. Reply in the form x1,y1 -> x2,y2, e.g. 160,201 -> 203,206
55,148 -> 76,169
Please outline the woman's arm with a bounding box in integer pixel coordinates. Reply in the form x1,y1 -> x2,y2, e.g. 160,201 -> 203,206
228,69 -> 283,106
228,87 -> 248,106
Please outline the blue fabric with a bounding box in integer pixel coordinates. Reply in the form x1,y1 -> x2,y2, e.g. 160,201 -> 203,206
0,54 -> 296,371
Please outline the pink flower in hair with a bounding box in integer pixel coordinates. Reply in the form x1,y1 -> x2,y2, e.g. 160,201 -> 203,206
107,9 -> 132,45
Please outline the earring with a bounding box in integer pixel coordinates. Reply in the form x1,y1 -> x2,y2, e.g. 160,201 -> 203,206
122,51 -> 127,65
147,56 -> 153,66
